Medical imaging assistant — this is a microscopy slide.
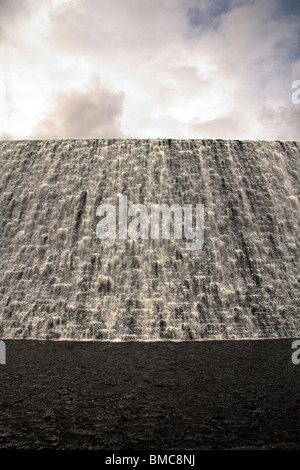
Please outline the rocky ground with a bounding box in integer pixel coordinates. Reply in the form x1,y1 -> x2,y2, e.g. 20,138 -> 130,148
0,338 -> 299,450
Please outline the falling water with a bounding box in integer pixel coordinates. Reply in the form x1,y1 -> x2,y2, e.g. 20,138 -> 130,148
0,139 -> 299,340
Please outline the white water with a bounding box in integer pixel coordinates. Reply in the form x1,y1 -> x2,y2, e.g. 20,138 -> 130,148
0,139 -> 299,340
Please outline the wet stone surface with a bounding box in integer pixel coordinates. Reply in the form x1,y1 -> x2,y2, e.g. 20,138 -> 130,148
0,139 -> 299,340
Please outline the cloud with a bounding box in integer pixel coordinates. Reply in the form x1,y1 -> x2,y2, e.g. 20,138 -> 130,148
0,0 -> 31,45
256,105 -> 300,141
0,0 -> 30,24
32,74 -> 125,139
48,0 -> 188,63
0,132 -> 14,140
190,112 -> 249,139
0,0 -> 299,140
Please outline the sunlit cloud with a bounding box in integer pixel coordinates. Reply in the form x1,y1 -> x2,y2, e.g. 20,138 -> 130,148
0,0 -> 299,141
32,74 -> 125,139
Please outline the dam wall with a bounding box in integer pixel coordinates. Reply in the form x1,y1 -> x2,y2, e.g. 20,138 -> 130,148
0,139 -> 299,340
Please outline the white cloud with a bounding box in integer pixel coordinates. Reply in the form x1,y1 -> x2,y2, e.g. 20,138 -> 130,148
0,0 -> 299,141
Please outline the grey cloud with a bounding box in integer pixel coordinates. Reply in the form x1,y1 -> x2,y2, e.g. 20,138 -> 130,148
47,1 -> 299,103
0,0 -> 31,43
190,104 -> 300,142
48,0 -> 190,63
292,60 -> 300,81
190,112 -> 249,139
256,105 -> 300,141
0,25 -> 5,42
32,75 -> 125,139
0,0 -> 29,20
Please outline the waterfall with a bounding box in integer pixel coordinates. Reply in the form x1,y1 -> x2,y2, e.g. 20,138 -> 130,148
0,138 -> 299,340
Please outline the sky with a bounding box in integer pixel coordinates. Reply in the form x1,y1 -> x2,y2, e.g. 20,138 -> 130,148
0,0 -> 299,141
